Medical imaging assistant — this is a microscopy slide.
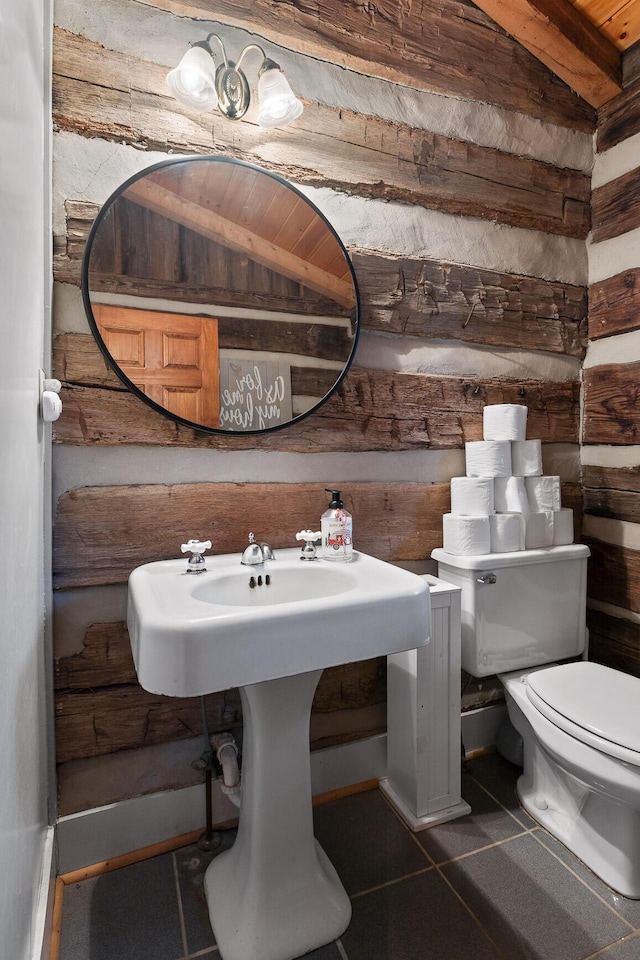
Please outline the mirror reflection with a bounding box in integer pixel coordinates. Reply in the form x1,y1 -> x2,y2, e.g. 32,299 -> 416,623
82,156 -> 359,433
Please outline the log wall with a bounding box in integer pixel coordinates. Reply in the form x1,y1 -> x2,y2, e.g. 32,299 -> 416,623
582,70 -> 640,678
52,0 -> 589,813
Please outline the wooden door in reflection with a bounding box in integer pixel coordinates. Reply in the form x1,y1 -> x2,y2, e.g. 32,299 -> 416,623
93,304 -> 220,428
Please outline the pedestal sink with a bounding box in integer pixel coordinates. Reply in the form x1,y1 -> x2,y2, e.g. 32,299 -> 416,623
128,547 -> 430,960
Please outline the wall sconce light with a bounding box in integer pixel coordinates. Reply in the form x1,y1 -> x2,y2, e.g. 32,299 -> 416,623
167,34 -> 304,129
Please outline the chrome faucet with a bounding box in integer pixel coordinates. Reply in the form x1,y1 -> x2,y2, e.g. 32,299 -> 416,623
241,532 -> 275,565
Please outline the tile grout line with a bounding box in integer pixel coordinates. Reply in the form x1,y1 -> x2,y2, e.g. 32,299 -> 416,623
350,865 -> 434,900
171,850 -> 190,958
349,785 -> 530,960
581,932 -> 640,959
469,771 -> 539,834
376,786 -> 437,864
432,859 -> 512,960
348,828 -> 532,902
422,829 -> 533,868
336,937 -> 350,960
529,830 -> 638,933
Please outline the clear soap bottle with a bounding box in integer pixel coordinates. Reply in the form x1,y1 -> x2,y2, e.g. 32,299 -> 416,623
321,489 -> 353,562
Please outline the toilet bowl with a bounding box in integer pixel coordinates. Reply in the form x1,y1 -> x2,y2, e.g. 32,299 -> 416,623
432,545 -> 640,898
502,661 -> 640,898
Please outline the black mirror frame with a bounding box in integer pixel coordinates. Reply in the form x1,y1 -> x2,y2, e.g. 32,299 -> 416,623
81,155 -> 360,436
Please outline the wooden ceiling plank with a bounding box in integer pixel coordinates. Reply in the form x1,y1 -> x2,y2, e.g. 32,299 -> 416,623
600,4 -> 640,49
473,0 -> 622,107
570,0 -> 640,50
125,179 -> 357,308
571,0 -> 631,28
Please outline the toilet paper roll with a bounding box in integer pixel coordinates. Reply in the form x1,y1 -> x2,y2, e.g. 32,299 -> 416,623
525,511 -> 554,549
465,440 -> 512,478
525,475 -> 562,512
442,514 -> 491,556
450,477 -> 495,516
511,439 -> 543,477
552,508 -> 574,546
494,476 -> 530,517
490,513 -> 525,553
483,404 -> 528,441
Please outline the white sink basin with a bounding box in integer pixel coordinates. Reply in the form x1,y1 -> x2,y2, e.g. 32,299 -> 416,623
128,548 -> 430,697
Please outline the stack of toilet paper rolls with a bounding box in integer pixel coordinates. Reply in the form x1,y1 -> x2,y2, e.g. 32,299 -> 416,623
442,403 -> 574,556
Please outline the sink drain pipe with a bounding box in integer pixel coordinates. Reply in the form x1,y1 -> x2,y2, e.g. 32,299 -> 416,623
196,698 -> 243,850
197,697 -> 220,851
212,733 -> 241,808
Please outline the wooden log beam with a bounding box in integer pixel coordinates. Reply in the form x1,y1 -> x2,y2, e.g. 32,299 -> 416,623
54,618 -> 386,709
585,537 -> 640,613
591,166 -> 640,243
587,607 -> 640,679
53,481 -> 450,588
583,465 -> 640,525
53,333 -> 336,399
625,43 -> 640,86
597,74 -> 640,151
72,633 -> 377,713
55,683 -> 242,763
583,465 -> 640,494
52,29 -> 591,238
471,0 -> 622,107
589,269 -> 640,340
53,618 -> 387,760
53,478 -> 582,590
54,622 -> 135,689
56,204 -> 589,358
351,251 -> 587,358
583,362 -> 640,444
133,0 -> 595,129
64,201 -> 347,318
584,488 -> 640,524
52,369 -> 580,452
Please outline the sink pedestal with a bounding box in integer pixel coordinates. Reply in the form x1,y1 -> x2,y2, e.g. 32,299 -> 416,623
204,669 -> 352,960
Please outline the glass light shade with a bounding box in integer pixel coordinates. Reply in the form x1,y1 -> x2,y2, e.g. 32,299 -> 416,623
167,46 -> 218,113
256,67 -> 303,128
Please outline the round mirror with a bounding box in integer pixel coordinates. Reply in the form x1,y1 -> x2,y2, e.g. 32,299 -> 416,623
82,156 -> 360,434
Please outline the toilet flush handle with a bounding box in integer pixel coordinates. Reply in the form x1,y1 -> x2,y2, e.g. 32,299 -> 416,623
476,573 -> 497,585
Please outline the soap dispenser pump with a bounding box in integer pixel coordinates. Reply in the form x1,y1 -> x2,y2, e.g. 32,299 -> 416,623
321,489 -> 353,562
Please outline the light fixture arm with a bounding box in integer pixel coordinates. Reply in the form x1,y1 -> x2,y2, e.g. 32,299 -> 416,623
204,33 -> 229,67
235,43 -> 269,73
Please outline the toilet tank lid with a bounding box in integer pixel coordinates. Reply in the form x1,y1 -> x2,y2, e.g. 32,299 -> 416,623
527,661 -> 640,756
431,544 -> 590,570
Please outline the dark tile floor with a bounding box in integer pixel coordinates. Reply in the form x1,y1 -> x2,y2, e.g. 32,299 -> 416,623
58,754 -> 640,960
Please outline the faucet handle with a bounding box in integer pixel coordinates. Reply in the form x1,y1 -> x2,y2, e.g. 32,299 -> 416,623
296,530 -> 321,560
181,538 -> 212,556
181,538 -> 212,574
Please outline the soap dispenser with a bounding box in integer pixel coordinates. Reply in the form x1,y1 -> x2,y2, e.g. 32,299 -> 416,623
321,489 -> 353,562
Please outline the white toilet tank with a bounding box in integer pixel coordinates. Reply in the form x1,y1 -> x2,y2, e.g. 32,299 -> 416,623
431,544 -> 590,677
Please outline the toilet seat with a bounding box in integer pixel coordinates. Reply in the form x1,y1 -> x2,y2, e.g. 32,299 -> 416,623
525,661 -> 640,768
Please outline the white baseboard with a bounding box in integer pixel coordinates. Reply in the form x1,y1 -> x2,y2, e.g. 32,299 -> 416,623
33,826 -> 56,960
57,708 -> 502,874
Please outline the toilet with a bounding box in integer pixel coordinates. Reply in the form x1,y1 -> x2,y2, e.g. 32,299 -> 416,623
432,543 -> 640,899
